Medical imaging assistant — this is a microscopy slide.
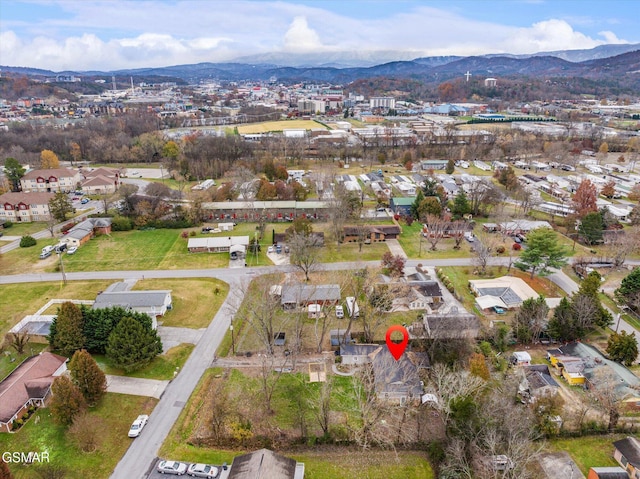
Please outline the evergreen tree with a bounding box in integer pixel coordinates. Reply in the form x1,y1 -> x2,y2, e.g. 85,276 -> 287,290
451,189 -> 471,218
547,297 -> 576,341
50,375 -> 86,426
615,267 -> 640,312
515,227 -> 569,278
4,157 -> 25,192
106,317 -> 162,372
83,306 -> 153,354
578,212 -> 604,245
49,302 -> 85,357
512,296 -> 549,343
445,159 -> 455,174
410,189 -> 424,220
606,331 -> 639,367
68,349 -> 107,406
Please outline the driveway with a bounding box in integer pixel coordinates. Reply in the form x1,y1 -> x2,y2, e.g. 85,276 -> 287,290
385,238 -> 407,258
538,452 -> 585,479
106,375 -> 169,399
157,326 -> 205,353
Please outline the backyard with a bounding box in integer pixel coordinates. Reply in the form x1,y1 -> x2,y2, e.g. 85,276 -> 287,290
0,393 -> 157,479
160,368 -> 435,479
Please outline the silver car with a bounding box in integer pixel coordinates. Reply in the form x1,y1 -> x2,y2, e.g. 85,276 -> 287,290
187,463 -> 220,478
157,460 -> 188,475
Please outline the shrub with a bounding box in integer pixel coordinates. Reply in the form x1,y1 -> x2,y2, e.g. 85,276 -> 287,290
111,216 -> 133,231
3,221 -> 12,229
20,235 -> 36,247
512,243 -> 522,250
496,245 -> 506,254
181,231 -> 189,238
189,230 -> 197,237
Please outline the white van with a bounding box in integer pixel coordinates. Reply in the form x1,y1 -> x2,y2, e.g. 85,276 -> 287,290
41,245 -> 54,255
335,305 -> 344,319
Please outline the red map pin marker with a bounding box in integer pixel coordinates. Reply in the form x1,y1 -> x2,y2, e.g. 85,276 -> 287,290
385,325 -> 409,361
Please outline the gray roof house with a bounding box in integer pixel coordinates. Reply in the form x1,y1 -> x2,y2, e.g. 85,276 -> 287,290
227,448 -> 304,479
370,347 -> 429,404
280,284 -> 341,309
92,290 -> 172,329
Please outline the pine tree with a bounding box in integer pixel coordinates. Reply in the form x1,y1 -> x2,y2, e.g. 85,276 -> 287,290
451,189 -> 471,218
106,317 -> 162,372
606,331 -> 639,367
445,159 -> 455,174
68,350 -> 107,406
49,302 -> 85,357
50,375 -> 87,426
547,297 -> 576,341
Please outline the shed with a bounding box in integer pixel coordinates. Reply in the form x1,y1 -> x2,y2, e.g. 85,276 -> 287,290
512,351 -> 531,366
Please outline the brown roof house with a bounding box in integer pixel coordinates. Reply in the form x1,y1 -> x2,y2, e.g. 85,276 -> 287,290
0,352 -> 67,432
227,448 -> 305,479
20,167 -> 81,193
342,224 -> 401,243
0,191 -> 55,222
613,436 -> 640,479
80,167 -> 120,194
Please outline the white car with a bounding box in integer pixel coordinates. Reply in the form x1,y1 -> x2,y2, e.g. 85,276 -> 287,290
267,246 -> 274,253
127,414 -> 148,438
187,463 -> 220,478
157,460 -> 188,475
66,246 -> 78,254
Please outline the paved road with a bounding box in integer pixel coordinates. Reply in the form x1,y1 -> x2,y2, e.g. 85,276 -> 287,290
110,274 -> 244,479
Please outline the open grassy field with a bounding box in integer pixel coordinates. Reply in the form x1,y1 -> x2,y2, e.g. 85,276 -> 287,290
0,237 -> 62,275
398,222 -> 476,259
0,393 -> 157,479
237,119 -> 328,134
160,368 -> 434,479
131,278 -> 229,328
0,280 -> 115,338
0,222 -> 46,237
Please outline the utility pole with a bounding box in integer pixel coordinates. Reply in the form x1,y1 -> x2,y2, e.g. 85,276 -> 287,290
230,324 -> 235,355
57,251 -> 67,285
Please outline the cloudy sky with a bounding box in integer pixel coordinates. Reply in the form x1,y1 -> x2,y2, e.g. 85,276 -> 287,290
1,0 -> 639,71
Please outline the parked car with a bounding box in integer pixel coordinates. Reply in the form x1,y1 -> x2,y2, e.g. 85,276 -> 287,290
267,246 -> 274,253
72,196 -> 80,201
493,306 -> 506,315
39,250 -> 52,260
335,305 -> 344,319
157,460 -> 188,475
276,245 -> 282,254
187,463 -> 220,478
67,246 -> 78,254
284,245 -> 290,254
128,414 -> 149,438
80,198 -> 89,204
55,243 -> 67,253
201,227 -> 213,233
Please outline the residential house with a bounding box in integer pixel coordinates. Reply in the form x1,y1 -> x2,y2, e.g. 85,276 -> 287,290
227,448 -> 304,479
469,276 -> 543,311
20,168 -> 81,193
613,437 -> 640,479
0,352 -> 67,433
416,311 -> 481,340
473,160 -> 492,171
92,287 -> 173,329
519,364 -> 560,402
546,348 -> 586,386
0,191 -> 55,222
339,344 -> 380,365
406,283 -> 444,310
395,182 -> 416,196
390,197 -> 414,215
201,200 -> 330,222
280,284 -> 341,310
422,221 -> 474,238
342,224 -> 401,243
370,347 -> 429,404
481,219 -> 552,235
187,236 -> 249,253
61,217 -> 112,248
587,466 -> 631,479
420,159 -> 449,170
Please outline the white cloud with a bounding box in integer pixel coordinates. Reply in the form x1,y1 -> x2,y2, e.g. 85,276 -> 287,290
0,1 -> 633,70
283,16 -> 323,52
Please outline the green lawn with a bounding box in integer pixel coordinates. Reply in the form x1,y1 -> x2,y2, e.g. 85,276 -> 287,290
397,222 -> 474,259
0,237 -> 61,275
93,343 -> 195,380
319,241 -> 390,262
0,343 -> 48,381
0,393 -> 157,479
0,281 -> 115,338
131,278 -> 229,329
547,435 -> 624,475
0,222 -> 46,237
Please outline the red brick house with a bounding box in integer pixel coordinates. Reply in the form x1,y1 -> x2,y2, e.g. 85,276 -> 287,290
0,352 -> 67,433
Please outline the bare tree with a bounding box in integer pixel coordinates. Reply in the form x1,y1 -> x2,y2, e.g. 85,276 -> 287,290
424,214 -> 448,251
449,220 -> 467,250
353,222 -> 371,253
589,367 -> 624,431
603,227 -> 640,268
289,232 -> 322,281
313,302 -> 335,353
68,412 -> 104,453
473,231 -> 499,275
46,216 -> 57,238
258,354 -> 290,414
9,331 -> 31,354
236,277 -> 282,355
309,375 -> 333,436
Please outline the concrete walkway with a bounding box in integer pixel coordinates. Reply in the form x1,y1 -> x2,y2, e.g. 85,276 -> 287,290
385,238 -> 407,258
106,375 -> 169,399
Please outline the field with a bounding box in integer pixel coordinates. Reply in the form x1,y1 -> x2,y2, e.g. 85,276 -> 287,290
160,368 -> 434,479
94,344 -> 195,380
236,119 -> 328,134
0,393 -> 157,479
547,435 -> 624,475
0,280 -> 115,338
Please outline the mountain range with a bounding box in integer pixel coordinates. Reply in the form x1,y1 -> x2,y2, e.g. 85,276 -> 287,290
2,43 -> 640,87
